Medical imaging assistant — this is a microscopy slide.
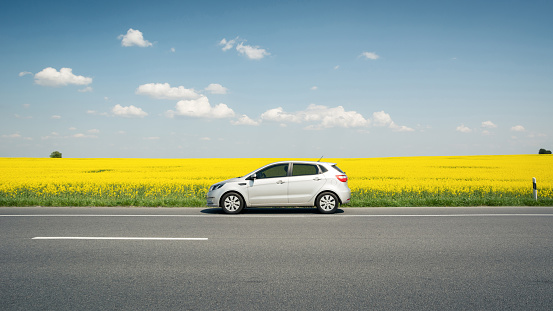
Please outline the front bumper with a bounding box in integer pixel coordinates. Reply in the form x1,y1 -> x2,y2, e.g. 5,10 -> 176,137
206,192 -> 220,207
206,187 -> 225,207
206,195 -> 218,207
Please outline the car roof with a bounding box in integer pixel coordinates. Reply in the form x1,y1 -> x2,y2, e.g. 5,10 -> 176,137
267,160 -> 336,166
243,160 -> 339,177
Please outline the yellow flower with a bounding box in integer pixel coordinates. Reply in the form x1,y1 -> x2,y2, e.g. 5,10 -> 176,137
0,155 -> 551,205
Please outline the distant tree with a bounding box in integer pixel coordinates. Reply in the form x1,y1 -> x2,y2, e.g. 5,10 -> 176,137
539,148 -> 552,154
50,151 -> 62,158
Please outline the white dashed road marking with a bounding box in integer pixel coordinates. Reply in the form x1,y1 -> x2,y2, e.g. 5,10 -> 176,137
32,237 -> 208,240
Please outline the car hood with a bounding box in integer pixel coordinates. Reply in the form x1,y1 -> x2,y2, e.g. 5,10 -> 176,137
220,177 -> 244,184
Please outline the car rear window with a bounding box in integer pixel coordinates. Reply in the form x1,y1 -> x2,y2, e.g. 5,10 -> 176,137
332,165 -> 345,174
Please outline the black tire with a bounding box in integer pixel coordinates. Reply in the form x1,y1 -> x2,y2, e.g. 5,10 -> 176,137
315,192 -> 339,214
221,192 -> 245,214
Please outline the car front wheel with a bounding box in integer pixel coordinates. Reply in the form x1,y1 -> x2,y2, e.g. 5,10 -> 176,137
316,192 -> 339,214
221,192 -> 245,214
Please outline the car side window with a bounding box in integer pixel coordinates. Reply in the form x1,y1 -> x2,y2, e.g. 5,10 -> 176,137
292,164 -> 319,176
256,164 -> 289,179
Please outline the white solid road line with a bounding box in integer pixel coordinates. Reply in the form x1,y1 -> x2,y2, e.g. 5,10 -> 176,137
3,214 -> 553,218
32,237 -> 208,240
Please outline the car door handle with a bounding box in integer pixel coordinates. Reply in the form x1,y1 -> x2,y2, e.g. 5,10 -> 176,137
276,180 -> 285,184
313,177 -> 322,181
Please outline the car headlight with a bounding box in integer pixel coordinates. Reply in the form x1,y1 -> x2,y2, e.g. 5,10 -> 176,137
210,183 -> 224,191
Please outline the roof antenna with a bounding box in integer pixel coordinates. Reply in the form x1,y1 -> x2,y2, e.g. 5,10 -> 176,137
317,156 -> 323,162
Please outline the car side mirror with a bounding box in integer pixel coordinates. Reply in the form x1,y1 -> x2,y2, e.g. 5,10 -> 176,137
248,173 -> 257,180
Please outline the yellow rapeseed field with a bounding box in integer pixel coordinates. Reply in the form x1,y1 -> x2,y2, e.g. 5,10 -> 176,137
0,155 -> 552,206
341,155 -> 553,198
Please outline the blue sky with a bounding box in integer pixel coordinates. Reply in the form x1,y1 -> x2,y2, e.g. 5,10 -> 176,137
1,0 -> 552,158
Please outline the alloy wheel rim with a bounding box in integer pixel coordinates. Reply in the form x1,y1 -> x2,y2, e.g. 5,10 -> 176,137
320,195 -> 336,211
224,196 -> 240,211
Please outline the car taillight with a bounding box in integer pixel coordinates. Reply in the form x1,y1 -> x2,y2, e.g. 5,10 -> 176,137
336,175 -> 348,182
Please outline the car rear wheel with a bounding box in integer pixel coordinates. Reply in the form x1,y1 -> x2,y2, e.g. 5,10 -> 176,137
221,192 -> 245,214
316,192 -> 339,214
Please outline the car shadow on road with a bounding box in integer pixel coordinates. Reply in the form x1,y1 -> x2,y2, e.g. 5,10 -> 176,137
200,207 -> 344,214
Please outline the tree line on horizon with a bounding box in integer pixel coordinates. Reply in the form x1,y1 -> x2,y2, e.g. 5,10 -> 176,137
48,149 -> 552,158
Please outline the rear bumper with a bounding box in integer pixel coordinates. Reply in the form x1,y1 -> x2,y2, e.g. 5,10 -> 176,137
336,188 -> 351,205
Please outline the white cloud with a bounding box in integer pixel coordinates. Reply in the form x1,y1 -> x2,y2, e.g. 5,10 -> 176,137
481,121 -> 497,128
4,132 -> 33,141
78,86 -> 93,93
34,67 -> 92,87
390,124 -> 415,132
334,65 -> 340,70
456,124 -> 472,133
511,125 -> 525,132
51,115 -> 61,119
306,105 -> 370,129
219,38 -> 237,51
87,129 -> 100,134
170,47 -> 176,52
310,86 -> 318,91
219,37 -> 270,60
167,96 -> 235,119
261,104 -> 371,129
14,114 -> 32,119
372,111 -> 394,127
112,104 -> 148,118
136,83 -> 200,100
2,133 -> 21,138
372,111 -> 414,132
260,107 -> 302,123
41,132 -> 60,140
361,51 -> 380,60
19,71 -> 32,77
144,136 -> 160,140
71,133 -> 97,139
200,137 -> 211,141
231,115 -> 260,126
236,42 -> 270,60
205,83 -> 228,94
118,28 -> 152,47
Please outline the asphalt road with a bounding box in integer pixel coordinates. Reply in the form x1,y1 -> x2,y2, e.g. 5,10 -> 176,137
1,207 -> 553,310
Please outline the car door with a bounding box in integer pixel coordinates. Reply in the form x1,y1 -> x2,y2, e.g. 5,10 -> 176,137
247,163 -> 290,205
288,163 -> 326,204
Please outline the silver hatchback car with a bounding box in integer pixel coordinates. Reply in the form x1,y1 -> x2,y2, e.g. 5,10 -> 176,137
206,161 -> 351,214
